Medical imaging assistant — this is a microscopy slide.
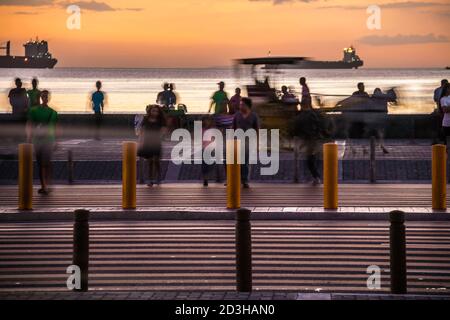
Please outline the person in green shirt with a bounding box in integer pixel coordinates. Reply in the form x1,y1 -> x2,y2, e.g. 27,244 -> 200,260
208,81 -> 229,114
26,90 -> 58,195
27,78 -> 41,108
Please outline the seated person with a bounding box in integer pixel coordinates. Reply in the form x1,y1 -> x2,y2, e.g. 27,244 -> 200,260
352,82 -> 370,98
280,85 -> 299,104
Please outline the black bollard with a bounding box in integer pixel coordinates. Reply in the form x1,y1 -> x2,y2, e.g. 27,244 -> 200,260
369,136 -> 376,183
389,210 -> 407,294
73,209 -> 90,292
68,150 -> 74,184
236,208 -> 252,292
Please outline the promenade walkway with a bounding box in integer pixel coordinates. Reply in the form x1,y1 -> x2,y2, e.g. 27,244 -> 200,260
0,220 -> 449,294
0,184 -> 448,221
1,140 -> 448,298
0,139 -> 435,183
0,291 -> 448,300
0,138 -> 431,161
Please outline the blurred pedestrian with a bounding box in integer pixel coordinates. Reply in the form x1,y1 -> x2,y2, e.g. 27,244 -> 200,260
8,78 -> 29,141
137,105 -> 166,186
433,79 -> 448,144
201,116 -> 216,187
168,83 -> 178,108
288,101 -> 332,185
8,78 -> 29,115
352,82 -> 370,98
434,79 -> 448,112
26,90 -> 58,195
157,83 -> 169,106
232,97 -> 259,188
27,78 -> 41,108
91,80 -> 105,140
228,87 -> 241,115
157,82 -> 176,109
440,84 -> 450,146
299,77 -> 312,109
209,81 -> 229,114
370,88 -> 396,154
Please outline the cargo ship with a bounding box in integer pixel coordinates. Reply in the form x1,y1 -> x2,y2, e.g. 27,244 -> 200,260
263,47 -> 363,69
0,39 -> 57,69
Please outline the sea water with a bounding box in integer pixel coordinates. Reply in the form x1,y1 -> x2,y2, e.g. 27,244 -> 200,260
0,67 -> 448,114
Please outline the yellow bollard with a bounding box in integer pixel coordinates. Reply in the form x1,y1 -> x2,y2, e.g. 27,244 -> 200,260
18,143 -> 33,210
122,141 -> 137,209
432,144 -> 446,210
323,142 -> 338,209
227,139 -> 241,209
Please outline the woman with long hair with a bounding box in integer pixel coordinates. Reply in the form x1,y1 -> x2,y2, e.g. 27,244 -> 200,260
138,105 -> 166,186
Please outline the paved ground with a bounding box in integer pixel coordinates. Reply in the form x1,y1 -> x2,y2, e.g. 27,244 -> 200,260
0,220 -> 449,295
0,139 -> 437,183
0,291 -> 448,300
0,159 -> 434,183
0,138 -> 433,161
0,183 -> 447,208
0,184 -> 449,221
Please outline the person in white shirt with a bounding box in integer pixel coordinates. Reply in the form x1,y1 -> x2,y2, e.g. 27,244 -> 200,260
440,84 -> 450,145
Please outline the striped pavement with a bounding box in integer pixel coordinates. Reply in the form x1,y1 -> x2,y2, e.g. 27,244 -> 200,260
0,220 -> 449,294
0,184 -> 448,209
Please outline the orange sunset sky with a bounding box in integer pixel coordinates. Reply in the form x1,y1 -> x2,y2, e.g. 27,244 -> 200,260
0,0 -> 449,68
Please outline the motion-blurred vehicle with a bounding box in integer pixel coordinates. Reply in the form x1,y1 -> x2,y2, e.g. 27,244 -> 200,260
234,57 -> 301,146
332,88 -> 397,146
234,56 -> 398,148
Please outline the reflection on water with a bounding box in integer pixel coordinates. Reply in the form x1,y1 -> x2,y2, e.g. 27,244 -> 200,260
0,67 -> 448,114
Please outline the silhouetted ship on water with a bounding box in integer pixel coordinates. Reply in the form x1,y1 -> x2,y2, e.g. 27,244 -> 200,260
0,39 -> 57,69
262,47 -> 363,69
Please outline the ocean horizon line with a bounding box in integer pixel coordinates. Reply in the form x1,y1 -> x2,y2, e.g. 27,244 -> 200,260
7,66 -> 448,71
